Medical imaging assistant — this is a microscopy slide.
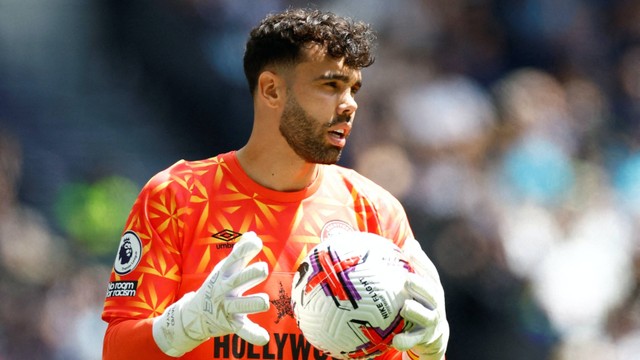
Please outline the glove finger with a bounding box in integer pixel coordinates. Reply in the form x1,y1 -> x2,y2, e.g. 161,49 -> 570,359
392,330 -> 423,351
225,293 -> 270,315
228,262 -> 269,294
405,273 -> 438,311
235,319 -> 270,346
400,299 -> 438,327
219,232 -> 263,277
395,299 -> 439,351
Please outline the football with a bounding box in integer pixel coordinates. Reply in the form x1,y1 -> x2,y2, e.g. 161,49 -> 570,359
291,232 -> 414,359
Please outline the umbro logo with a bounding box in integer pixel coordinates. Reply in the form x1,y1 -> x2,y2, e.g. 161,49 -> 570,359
212,229 -> 242,241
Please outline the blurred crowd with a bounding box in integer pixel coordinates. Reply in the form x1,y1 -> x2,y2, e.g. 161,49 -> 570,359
1,0 -> 640,359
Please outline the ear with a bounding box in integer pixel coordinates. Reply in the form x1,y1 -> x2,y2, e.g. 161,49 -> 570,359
257,71 -> 286,108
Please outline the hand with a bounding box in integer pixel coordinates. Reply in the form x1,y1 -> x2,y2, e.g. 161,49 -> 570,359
152,232 -> 270,357
393,239 -> 449,360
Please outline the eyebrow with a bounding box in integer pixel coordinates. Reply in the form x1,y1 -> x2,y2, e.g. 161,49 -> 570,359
316,72 -> 362,88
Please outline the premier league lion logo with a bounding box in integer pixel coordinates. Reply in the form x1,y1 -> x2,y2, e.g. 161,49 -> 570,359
118,238 -> 133,265
114,231 -> 142,275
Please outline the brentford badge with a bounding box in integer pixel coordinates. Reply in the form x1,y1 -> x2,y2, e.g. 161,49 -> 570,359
320,220 -> 354,242
114,230 -> 143,275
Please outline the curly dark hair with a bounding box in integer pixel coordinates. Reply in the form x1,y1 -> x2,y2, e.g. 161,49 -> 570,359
243,8 -> 376,94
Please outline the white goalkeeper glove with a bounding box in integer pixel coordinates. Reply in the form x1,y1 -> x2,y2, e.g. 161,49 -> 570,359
152,232 -> 270,357
394,239 -> 449,360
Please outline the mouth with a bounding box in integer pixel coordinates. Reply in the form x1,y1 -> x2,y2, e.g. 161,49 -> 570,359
329,128 -> 346,138
327,127 -> 349,147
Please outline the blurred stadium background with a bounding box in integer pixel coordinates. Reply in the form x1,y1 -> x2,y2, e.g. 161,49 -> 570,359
1,0 -> 640,359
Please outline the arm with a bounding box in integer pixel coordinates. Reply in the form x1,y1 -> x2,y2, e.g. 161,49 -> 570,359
101,165 -> 186,358
336,171 -> 448,359
366,186 -> 449,359
102,162 -> 270,358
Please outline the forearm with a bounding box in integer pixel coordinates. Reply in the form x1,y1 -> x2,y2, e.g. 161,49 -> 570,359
103,318 -> 173,360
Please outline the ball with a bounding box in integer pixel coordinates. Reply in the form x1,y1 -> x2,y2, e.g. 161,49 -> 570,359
291,232 -> 414,359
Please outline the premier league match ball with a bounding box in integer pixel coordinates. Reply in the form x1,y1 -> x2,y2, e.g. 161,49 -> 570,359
291,232 -> 415,359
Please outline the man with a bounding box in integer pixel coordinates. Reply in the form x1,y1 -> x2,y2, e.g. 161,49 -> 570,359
102,8 -> 448,360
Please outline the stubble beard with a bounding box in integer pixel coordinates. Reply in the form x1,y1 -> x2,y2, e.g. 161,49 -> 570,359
279,94 -> 344,165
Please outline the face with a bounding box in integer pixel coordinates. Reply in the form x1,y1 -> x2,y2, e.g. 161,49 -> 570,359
278,46 -> 362,164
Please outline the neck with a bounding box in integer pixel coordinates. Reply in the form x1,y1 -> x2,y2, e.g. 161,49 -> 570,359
236,145 -> 320,192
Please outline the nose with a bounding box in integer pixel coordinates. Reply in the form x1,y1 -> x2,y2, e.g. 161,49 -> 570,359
338,92 -> 358,117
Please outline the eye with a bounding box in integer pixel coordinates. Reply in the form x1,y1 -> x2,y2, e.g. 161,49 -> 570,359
324,81 -> 339,90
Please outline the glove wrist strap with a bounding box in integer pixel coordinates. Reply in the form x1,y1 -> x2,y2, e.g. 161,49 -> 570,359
152,292 -> 206,357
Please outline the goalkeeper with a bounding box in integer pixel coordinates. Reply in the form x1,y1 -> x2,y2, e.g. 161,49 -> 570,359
102,7 -> 448,360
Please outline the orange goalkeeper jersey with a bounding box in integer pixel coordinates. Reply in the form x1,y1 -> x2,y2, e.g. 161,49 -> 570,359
102,151 -> 415,360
